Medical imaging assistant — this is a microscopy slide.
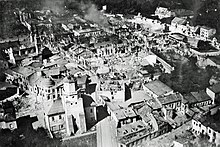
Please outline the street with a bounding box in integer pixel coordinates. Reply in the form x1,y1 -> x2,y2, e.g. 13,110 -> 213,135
97,116 -> 118,147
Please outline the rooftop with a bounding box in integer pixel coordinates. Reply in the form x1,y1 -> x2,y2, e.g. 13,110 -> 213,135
114,107 -> 137,120
117,120 -> 154,145
76,75 -> 88,85
36,76 -> 56,88
12,66 -> 36,77
47,99 -> 65,116
190,90 -> 212,102
136,105 -> 152,123
198,110 -> 220,132
106,102 -> 123,111
208,82 -> 220,93
117,120 -> 146,137
42,67 -> 60,76
171,17 -> 187,25
76,49 -> 94,59
100,80 -> 124,92
208,56 -> 220,65
200,26 -> 215,31
125,91 -> 152,107
144,80 -> 173,96
183,93 -> 198,104
157,93 -> 182,105
94,41 -> 113,48
183,90 -> 211,105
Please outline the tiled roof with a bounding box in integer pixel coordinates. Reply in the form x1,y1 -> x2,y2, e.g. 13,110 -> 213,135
106,102 -> 122,111
12,66 -> 36,77
190,90 -> 212,102
208,56 -> 220,65
117,120 -> 154,145
42,67 -> 60,76
144,80 -> 173,96
157,92 -> 182,105
36,76 -> 55,88
137,105 -> 152,123
28,72 -> 40,86
48,99 -> 65,116
183,90 -> 211,105
200,26 -> 215,31
171,17 -> 187,25
208,82 -> 220,93
125,90 -> 152,107
114,107 -> 137,120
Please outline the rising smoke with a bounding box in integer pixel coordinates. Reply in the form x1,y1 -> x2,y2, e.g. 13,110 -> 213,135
84,4 -> 109,27
43,0 -> 65,14
191,0 -> 203,23
43,0 -> 108,26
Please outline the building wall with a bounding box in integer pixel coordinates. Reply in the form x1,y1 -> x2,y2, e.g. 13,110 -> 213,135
193,100 -> 212,107
48,113 -> 66,134
192,119 -> 220,145
163,101 -> 181,112
200,28 -> 216,40
143,84 -> 173,98
99,89 -> 125,102
142,85 -> 158,98
108,109 -> 118,127
200,28 -> 208,40
35,86 -> 61,103
206,88 -> 216,104
63,81 -> 87,134
120,132 -> 152,147
181,102 -> 188,114
170,23 -> 187,34
155,7 -> 173,19
118,117 -> 138,128
42,81 -> 87,137
0,121 -> 17,130
96,44 -> 115,57
206,59 -> 218,68
85,106 -> 97,124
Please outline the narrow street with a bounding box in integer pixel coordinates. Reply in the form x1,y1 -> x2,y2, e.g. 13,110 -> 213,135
97,116 -> 118,147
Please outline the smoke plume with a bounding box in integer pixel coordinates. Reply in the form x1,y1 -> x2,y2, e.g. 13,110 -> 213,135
43,0 -> 108,26
84,4 -> 108,27
43,0 -> 65,14
192,0 -> 203,23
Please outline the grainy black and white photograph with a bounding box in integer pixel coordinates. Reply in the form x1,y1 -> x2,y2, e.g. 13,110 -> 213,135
0,0 -> 220,147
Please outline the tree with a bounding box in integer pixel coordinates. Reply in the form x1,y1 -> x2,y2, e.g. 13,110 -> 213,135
197,40 -> 216,51
0,127 -> 61,147
159,57 -> 211,93
193,134 -> 216,147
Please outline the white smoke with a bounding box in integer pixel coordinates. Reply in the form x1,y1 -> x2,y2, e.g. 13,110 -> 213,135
84,4 -> 108,27
43,0 -> 108,26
